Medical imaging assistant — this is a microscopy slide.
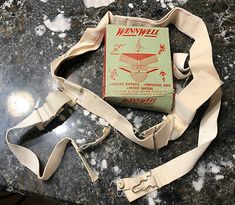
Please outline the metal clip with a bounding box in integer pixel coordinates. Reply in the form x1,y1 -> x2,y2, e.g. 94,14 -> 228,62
132,171 -> 158,193
117,189 -> 124,197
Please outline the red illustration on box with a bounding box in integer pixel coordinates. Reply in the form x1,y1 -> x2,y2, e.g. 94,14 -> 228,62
119,39 -> 159,82
160,70 -> 167,82
110,69 -> 118,80
158,44 -> 166,55
111,44 -> 125,55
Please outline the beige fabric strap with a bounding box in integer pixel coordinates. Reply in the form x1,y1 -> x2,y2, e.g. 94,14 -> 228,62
5,7 -> 222,202
173,53 -> 191,79
5,91 -> 110,181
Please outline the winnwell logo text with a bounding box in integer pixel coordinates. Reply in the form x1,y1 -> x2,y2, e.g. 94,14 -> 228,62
116,27 -> 159,37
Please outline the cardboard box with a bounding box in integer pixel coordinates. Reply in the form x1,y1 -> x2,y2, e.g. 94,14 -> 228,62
102,25 -> 174,113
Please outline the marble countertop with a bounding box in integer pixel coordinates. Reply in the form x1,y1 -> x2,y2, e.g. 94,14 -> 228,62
0,0 -> 234,204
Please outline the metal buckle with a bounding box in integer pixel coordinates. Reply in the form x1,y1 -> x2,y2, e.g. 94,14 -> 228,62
131,171 -> 158,193
35,104 -> 64,130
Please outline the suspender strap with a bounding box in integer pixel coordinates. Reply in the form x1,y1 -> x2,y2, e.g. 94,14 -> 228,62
5,7 -> 222,202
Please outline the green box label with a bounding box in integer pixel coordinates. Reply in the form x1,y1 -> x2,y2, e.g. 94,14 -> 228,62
103,25 -> 174,113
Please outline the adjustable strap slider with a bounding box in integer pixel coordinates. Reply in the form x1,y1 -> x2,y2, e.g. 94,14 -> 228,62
35,104 -> 52,130
152,115 -> 174,149
34,91 -> 70,130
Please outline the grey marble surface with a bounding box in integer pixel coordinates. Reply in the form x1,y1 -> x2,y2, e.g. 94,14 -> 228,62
0,0 -> 234,204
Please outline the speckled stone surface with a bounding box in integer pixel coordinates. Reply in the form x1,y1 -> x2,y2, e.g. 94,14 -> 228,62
0,0 -> 234,204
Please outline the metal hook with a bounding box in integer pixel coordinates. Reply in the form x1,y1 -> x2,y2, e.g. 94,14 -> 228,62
131,171 -> 158,193
117,190 -> 124,198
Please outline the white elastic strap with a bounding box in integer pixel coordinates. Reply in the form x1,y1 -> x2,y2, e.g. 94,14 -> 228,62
5,8 -> 222,202
173,53 -> 191,79
5,91 -> 110,181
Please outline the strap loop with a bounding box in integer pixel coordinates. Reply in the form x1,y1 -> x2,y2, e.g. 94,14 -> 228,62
173,53 -> 191,79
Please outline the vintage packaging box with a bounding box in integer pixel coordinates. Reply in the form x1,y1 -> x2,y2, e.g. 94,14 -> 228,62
102,25 -> 174,113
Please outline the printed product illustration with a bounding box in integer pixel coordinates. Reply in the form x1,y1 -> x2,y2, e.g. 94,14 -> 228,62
103,25 -> 174,113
